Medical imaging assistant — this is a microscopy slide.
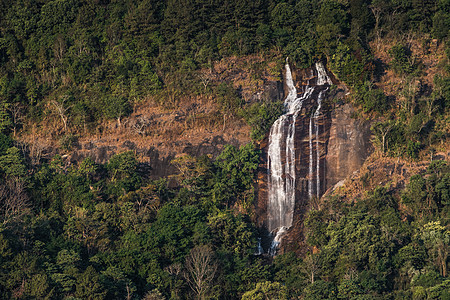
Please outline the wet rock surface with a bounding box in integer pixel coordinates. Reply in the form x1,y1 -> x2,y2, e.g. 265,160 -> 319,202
257,65 -> 372,255
326,104 -> 372,191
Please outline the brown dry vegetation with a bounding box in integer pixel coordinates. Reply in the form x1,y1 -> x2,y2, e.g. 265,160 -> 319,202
18,97 -> 251,165
326,37 -> 450,203
17,54 -> 286,164
329,141 -> 450,205
213,53 -> 283,101
371,36 -> 447,100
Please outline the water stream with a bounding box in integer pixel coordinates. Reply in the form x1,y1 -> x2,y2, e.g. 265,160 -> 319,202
267,60 -> 331,255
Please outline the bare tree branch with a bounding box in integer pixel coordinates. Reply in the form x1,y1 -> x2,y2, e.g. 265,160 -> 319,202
7,103 -> 24,137
131,116 -> 151,135
198,70 -> 215,92
0,179 -> 31,225
183,245 -> 217,300
51,95 -> 71,131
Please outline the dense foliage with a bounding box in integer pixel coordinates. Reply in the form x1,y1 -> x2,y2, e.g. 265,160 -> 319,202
302,163 -> 450,299
0,0 -> 449,137
0,141 -> 266,299
1,134 -> 448,299
0,0 -> 449,299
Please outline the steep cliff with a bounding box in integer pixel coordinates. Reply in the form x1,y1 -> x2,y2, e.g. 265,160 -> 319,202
17,56 -> 284,180
257,64 -> 372,254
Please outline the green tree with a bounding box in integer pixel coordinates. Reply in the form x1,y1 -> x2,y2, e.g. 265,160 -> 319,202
0,133 -> 12,155
330,42 -> 367,87
0,147 -> 26,179
354,81 -> 390,113
25,273 -> 53,299
241,101 -> 284,141
107,151 -> 141,196
208,210 -> 256,256
316,1 -> 349,54
337,279 -> 363,299
241,281 -> 288,300
432,0 -> 450,39
213,144 -> 259,210
389,44 -> 421,76
75,266 -> 107,299
303,280 -> 337,300
0,101 -> 11,133
420,221 -> 449,277
103,96 -> 131,126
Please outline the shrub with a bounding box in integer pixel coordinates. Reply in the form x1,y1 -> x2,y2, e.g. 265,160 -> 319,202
406,140 -> 422,160
59,134 -> 78,152
330,42 -> 367,86
389,44 -> 421,76
354,81 -> 390,114
215,83 -> 242,115
0,133 -> 13,155
433,75 -> 450,111
240,101 -> 284,141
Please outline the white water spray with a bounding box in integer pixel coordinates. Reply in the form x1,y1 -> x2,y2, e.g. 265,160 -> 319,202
267,60 -> 303,235
267,60 -> 331,255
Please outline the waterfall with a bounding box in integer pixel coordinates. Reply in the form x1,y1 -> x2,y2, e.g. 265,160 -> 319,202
314,90 -> 325,199
316,62 -> 332,85
268,226 -> 287,256
267,60 -> 301,234
311,63 -> 331,199
316,109 -> 321,199
308,116 -> 314,199
266,60 -> 331,255
255,238 -> 264,255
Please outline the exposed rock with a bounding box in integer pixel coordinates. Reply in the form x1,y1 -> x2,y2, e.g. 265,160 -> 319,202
182,136 -> 239,157
326,104 -> 372,191
256,66 -> 372,255
122,140 -> 136,150
56,75 -> 284,180
65,136 -> 238,180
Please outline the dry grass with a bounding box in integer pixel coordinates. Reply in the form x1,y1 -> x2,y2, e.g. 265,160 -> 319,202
330,141 -> 450,202
19,92 -> 251,165
213,52 -> 283,101
16,54 -> 288,163
370,36 -> 447,100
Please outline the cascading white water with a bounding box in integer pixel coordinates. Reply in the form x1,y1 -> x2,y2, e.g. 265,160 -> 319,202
255,238 -> 264,255
308,63 -> 331,201
267,60 -> 331,255
313,90 -> 324,199
316,62 -> 331,86
268,226 -> 287,256
310,63 -> 331,200
308,116 -> 314,199
316,104 -> 321,199
267,60 -> 302,236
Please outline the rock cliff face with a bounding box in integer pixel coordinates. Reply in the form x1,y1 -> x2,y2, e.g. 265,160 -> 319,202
61,79 -> 284,180
64,134 -> 245,180
256,65 -> 372,254
20,56 -> 282,181
326,103 -> 373,191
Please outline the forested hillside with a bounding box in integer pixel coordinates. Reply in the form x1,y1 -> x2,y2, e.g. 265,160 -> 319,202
0,0 -> 449,299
